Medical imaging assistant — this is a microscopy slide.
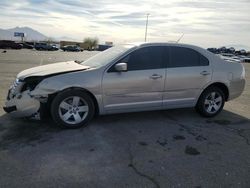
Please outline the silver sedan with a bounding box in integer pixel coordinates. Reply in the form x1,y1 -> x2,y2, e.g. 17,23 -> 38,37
4,43 -> 246,128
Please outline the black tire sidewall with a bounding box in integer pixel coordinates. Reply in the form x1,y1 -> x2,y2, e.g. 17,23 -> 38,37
196,87 -> 225,117
51,89 -> 95,128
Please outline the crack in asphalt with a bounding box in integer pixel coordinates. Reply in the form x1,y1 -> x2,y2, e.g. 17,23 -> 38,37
175,122 -> 198,136
216,125 -> 250,146
238,130 -> 250,145
206,119 -> 250,146
128,146 -> 160,188
164,114 -> 198,136
166,113 -> 250,146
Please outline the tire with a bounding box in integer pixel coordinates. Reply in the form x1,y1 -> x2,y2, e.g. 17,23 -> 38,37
196,86 -> 225,117
51,89 -> 95,128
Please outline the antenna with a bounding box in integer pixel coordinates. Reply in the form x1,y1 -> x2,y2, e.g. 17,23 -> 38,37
144,13 -> 150,42
176,33 -> 184,43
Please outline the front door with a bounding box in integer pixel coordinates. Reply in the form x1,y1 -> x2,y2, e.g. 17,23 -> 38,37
102,46 -> 166,113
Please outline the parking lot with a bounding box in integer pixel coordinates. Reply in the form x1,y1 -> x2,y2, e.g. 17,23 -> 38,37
0,49 -> 249,188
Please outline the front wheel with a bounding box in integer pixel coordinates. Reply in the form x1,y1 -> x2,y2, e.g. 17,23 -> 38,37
51,89 -> 95,128
196,87 -> 225,117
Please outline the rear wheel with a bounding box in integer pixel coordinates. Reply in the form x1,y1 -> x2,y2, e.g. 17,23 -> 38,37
51,89 -> 95,128
196,87 -> 225,117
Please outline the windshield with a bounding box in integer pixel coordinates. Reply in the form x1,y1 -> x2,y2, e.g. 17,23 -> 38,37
81,45 -> 134,68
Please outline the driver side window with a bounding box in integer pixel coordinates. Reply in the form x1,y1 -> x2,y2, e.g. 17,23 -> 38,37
108,46 -> 164,72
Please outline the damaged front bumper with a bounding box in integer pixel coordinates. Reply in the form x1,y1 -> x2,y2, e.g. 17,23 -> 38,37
3,80 -> 42,120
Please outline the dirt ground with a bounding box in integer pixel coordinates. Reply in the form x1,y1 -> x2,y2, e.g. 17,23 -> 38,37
0,49 -> 249,188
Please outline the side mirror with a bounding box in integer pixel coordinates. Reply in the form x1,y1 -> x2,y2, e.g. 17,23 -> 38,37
115,63 -> 127,72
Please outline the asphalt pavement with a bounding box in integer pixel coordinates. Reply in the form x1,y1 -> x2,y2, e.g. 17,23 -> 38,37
0,49 -> 249,188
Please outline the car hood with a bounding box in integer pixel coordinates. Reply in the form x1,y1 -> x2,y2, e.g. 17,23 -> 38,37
17,61 -> 89,80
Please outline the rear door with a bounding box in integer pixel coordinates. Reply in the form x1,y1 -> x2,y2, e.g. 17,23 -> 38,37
163,46 -> 212,108
102,46 -> 166,113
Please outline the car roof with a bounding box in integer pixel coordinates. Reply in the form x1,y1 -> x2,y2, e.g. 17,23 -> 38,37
123,42 -> 216,61
131,42 -> 201,49
126,42 -> 206,52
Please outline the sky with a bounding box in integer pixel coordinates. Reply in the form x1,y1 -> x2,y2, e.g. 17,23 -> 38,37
0,0 -> 250,49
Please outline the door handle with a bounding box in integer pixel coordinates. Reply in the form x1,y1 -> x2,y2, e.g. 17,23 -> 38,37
200,71 -> 210,76
150,74 -> 162,79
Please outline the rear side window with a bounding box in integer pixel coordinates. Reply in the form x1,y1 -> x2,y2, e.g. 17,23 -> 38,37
169,47 -> 209,68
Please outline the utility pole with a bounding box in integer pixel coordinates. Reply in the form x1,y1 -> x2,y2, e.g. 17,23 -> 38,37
144,13 -> 150,42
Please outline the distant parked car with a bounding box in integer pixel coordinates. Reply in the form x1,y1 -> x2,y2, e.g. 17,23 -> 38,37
207,48 -> 218,54
218,46 -> 227,53
0,40 -> 22,49
3,43 -> 245,128
238,56 -> 250,63
34,43 -> 58,51
228,47 -> 235,53
219,55 -> 242,63
97,44 -> 112,51
220,53 -> 234,57
243,57 -> 250,63
61,45 -> 83,52
235,49 -> 247,56
18,42 -> 33,49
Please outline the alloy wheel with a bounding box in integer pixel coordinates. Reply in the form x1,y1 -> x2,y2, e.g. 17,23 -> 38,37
58,96 -> 89,125
204,91 -> 222,114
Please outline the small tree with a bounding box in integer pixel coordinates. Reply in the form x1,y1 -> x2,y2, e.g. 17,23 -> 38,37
83,37 -> 98,50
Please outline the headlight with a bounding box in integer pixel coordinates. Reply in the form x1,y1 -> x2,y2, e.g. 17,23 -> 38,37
13,78 -> 22,88
7,78 -> 24,99
11,78 -> 24,92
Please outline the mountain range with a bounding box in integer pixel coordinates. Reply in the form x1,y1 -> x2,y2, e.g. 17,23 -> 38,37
0,27 -> 249,50
0,27 -> 48,41
0,26 -> 81,42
